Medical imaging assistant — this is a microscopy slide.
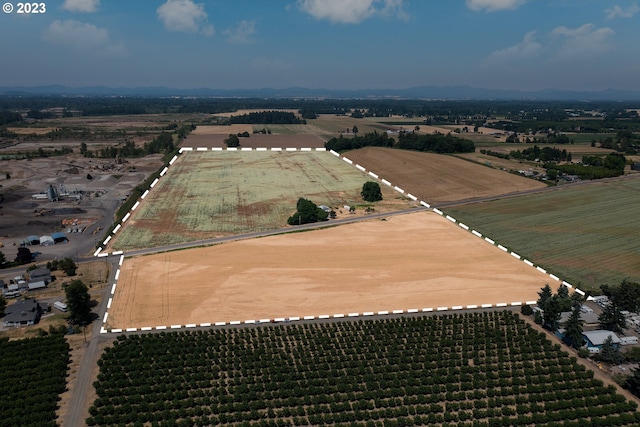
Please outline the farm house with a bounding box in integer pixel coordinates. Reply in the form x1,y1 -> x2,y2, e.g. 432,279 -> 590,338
28,267 -> 51,284
2,299 -> 47,327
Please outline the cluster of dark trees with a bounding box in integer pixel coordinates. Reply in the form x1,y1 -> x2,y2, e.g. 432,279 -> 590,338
81,125 -> 193,159
47,257 -> 77,276
287,198 -> 328,225
510,145 -> 572,162
325,132 -> 393,151
224,134 -> 240,147
0,247 -> 34,268
546,152 -> 626,180
228,111 -> 304,124
396,132 -> 475,154
534,284 -> 578,334
593,130 -> 639,155
479,149 -> 511,159
0,334 -> 70,427
0,109 -> 22,125
325,131 -> 474,154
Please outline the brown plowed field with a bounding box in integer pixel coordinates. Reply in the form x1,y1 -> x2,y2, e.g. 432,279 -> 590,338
182,133 -> 324,148
106,212 -> 551,329
344,147 -> 546,204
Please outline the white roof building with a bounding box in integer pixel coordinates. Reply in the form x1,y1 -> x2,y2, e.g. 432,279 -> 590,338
583,330 -> 621,347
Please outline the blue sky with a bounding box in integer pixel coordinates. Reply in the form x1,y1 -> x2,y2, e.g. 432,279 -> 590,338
1,0 -> 639,91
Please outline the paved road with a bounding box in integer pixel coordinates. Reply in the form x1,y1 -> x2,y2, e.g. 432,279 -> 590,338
63,253 -> 117,427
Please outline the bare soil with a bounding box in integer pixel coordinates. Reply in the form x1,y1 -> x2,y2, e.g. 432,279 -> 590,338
0,153 -> 164,261
107,212 -> 551,329
182,133 -> 325,148
343,147 -> 547,205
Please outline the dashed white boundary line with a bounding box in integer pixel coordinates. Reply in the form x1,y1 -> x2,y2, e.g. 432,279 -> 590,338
96,148 -> 584,334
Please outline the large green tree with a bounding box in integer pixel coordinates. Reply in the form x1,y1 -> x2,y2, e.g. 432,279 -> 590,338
601,280 -> 640,313
361,181 -> 382,202
562,303 -> 585,349
14,247 -> 32,265
287,198 -> 328,225
598,301 -> 627,334
224,134 -> 240,147
541,295 -> 563,332
537,284 -> 553,307
598,335 -> 625,365
65,280 -> 92,325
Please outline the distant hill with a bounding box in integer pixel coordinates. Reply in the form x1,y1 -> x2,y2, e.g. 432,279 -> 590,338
1,84 -> 640,101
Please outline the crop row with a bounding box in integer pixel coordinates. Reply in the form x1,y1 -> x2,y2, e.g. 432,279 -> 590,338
88,311 -> 640,426
0,334 -> 70,427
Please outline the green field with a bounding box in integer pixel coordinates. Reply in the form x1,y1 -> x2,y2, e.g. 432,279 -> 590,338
113,151 -> 401,250
446,178 -> 640,291
88,312 -> 640,426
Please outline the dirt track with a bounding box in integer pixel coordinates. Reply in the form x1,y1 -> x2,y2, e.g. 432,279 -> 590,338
107,212 -> 552,329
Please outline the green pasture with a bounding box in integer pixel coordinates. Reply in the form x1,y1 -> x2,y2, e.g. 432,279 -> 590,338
113,151 -> 375,250
446,178 -> 640,292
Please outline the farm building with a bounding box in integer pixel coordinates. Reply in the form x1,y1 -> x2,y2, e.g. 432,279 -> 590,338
2,299 -> 47,327
583,330 -> 621,349
559,311 -> 599,327
27,281 -> 47,291
39,235 -> 54,246
51,232 -> 68,243
27,267 -> 51,284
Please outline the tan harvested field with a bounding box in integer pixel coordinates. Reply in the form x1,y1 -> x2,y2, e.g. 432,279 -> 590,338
182,133 -> 324,148
6,127 -> 59,135
190,124 -> 255,135
107,212 -> 551,329
344,147 -> 547,204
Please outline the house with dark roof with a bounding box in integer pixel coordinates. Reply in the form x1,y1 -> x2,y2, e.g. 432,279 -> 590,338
2,299 -> 47,327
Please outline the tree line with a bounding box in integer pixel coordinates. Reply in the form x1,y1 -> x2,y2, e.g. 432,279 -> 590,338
325,131 -> 475,154
228,111 -> 305,124
545,152 -> 626,180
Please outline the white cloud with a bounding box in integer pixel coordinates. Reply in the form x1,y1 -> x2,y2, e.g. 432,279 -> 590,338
466,0 -> 526,12
224,21 -> 256,44
43,19 -> 126,56
62,0 -> 100,13
605,3 -> 639,19
551,23 -> 614,59
297,0 -> 407,24
157,0 -> 214,36
487,30 -> 542,62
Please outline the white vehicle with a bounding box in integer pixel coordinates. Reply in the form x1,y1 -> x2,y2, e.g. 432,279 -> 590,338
54,301 -> 68,312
